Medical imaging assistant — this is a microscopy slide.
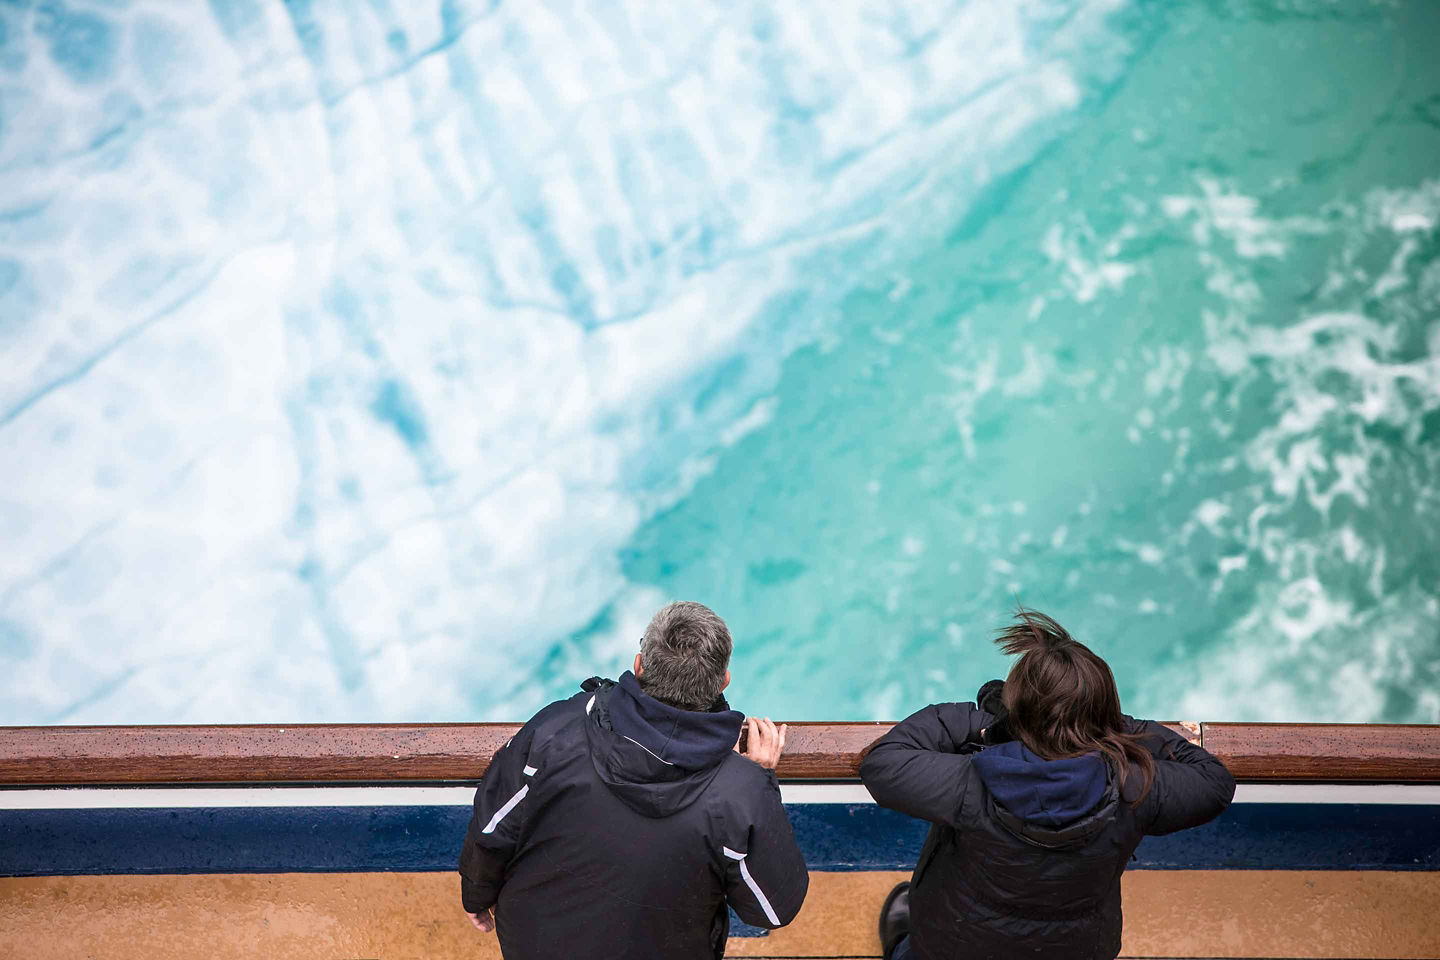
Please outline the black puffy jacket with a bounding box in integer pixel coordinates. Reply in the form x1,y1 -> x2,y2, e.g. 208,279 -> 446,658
859,702 -> 1235,960
459,673 -> 808,960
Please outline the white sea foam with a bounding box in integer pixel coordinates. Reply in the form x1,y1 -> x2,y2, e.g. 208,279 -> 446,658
1149,177 -> 1440,722
1161,177 -> 1327,260
0,0 -> 1137,722
1042,221 -> 1137,303
1167,579 -> 1440,723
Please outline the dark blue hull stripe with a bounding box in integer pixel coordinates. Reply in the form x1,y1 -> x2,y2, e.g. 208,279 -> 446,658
1,803 -> 1436,878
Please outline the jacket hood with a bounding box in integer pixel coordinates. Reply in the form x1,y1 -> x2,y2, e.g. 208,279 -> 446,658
972,740 -> 1115,849
581,674 -> 744,819
611,671 -> 745,770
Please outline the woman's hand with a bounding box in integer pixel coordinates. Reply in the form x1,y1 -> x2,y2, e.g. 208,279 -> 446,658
976,679 -> 1012,745
466,907 -> 495,933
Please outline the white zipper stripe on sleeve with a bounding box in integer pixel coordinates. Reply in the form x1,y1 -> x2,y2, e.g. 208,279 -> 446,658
586,695 -> 596,714
722,847 -> 781,926
480,784 -> 528,835
523,765 -> 537,776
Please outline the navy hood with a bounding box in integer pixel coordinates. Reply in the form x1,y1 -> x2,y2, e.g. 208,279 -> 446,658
609,671 -> 744,771
581,674 -> 744,819
972,740 -> 1108,829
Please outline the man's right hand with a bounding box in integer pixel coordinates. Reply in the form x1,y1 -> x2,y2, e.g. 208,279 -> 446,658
736,717 -> 788,770
466,907 -> 494,933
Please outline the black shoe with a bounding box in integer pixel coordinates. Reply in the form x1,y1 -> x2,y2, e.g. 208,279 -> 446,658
878,880 -> 911,960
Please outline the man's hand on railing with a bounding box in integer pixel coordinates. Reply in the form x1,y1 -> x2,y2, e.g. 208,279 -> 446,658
736,717 -> 788,771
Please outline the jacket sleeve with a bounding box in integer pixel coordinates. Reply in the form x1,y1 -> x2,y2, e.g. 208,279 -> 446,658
858,702 -> 988,827
1129,719 -> 1237,836
720,767 -> 809,929
457,723 -> 543,913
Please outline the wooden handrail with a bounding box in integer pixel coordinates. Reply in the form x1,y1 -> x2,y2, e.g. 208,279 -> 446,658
1199,722 -> 1440,783
0,722 -> 1436,786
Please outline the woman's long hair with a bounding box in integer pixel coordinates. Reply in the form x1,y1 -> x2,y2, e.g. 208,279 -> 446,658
997,608 -> 1155,804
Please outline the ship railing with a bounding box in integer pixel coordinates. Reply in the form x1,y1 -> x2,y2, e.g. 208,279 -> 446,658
2,721 -> 1438,785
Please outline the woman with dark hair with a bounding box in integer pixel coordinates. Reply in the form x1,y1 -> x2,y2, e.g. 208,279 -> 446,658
859,608 -> 1235,960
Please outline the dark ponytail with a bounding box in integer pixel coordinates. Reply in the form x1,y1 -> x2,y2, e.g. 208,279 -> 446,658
996,608 -> 1155,805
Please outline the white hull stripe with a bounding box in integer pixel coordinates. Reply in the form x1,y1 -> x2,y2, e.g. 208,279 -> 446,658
1,782 -> 1437,810
480,784 -> 528,835
723,846 -> 781,926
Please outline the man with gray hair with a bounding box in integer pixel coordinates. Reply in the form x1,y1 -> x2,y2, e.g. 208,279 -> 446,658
458,601 -> 808,960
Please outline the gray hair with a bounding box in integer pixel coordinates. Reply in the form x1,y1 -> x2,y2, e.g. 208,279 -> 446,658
638,601 -> 733,711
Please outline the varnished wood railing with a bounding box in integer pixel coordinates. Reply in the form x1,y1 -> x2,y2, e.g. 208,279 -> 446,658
0,722 -> 1437,785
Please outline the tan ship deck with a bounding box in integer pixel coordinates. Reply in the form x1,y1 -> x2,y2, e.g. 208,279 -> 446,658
4,869 -> 1438,959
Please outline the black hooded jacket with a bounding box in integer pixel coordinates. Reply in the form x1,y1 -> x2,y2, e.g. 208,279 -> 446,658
860,702 -> 1235,960
458,673 -> 808,960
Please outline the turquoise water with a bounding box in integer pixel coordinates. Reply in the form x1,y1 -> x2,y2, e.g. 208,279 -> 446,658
1,1 -> 1437,724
